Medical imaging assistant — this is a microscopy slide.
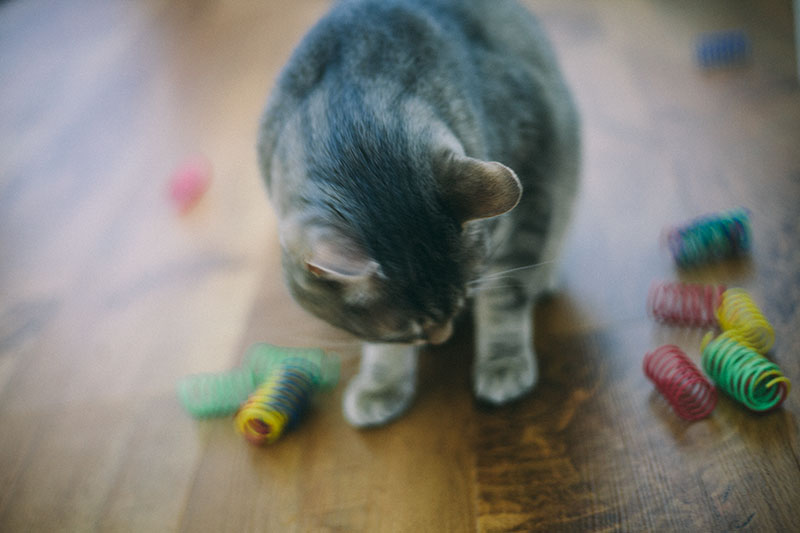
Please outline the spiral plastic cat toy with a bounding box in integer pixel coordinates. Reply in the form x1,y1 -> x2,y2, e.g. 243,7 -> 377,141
701,332 -> 790,412
695,30 -> 751,69
234,345 -> 339,445
666,208 -> 751,268
716,288 -> 775,354
177,344 -> 339,421
644,345 -> 717,420
177,367 -> 259,418
647,281 -> 726,327
234,359 -> 319,445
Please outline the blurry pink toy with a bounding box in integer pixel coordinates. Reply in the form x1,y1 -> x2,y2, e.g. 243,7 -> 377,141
169,158 -> 211,213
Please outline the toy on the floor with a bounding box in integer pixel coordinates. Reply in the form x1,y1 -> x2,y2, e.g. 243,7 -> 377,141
178,366 -> 259,418
666,207 -> 751,268
243,343 -> 339,389
647,281 -> 726,327
716,288 -> 775,354
695,30 -> 751,69
168,157 -> 212,213
178,344 -> 339,444
647,208 -> 791,418
701,332 -> 790,412
234,345 -> 338,445
234,358 -> 319,445
644,344 -> 717,420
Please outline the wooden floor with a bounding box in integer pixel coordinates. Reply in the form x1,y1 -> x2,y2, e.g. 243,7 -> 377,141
1,0 -> 798,531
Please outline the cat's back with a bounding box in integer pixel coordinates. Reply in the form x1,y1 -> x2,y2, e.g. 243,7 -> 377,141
260,0 -> 577,188
279,0 -> 554,90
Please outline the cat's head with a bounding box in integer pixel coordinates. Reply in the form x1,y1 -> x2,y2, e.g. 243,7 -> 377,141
276,151 -> 522,345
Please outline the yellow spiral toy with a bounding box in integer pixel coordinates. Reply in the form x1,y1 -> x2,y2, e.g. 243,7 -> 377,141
716,288 -> 775,354
234,356 -> 328,445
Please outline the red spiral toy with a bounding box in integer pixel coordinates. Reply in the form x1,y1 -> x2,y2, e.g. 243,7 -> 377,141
647,281 -> 726,327
643,345 -> 717,420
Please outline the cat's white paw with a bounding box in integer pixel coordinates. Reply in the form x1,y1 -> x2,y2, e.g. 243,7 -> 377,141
474,342 -> 538,405
343,373 -> 416,427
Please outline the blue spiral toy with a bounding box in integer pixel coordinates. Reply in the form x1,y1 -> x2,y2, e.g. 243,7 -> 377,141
695,30 -> 751,69
666,207 -> 751,268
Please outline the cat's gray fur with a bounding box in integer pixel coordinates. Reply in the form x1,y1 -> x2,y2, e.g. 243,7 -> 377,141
258,0 -> 580,426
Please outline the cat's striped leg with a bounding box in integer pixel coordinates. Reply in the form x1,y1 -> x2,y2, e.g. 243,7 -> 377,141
343,343 -> 418,427
473,276 -> 538,405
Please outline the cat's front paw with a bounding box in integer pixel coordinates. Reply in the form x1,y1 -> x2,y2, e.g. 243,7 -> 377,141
342,373 -> 416,427
473,341 -> 538,405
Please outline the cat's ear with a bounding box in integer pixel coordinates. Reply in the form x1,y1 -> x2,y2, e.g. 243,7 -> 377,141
281,220 -> 381,282
302,229 -> 383,304
436,153 -> 522,224
304,231 -> 381,282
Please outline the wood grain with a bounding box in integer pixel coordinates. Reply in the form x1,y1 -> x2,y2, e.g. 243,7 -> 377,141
1,0 -> 798,531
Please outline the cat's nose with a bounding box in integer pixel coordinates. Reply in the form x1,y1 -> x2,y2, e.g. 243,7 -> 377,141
425,320 -> 453,345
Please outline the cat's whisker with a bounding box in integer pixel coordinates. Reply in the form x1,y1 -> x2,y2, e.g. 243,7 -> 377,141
468,260 -> 556,285
262,336 -> 363,349
467,284 -> 525,295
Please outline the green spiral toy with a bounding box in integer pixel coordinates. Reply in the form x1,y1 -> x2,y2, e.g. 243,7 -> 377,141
177,344 -> 339,419
701,332 -> 790,412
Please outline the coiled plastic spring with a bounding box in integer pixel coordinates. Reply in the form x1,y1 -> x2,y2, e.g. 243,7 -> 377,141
647,281 -> 726,327
245,343 -> 338,387
695,30 -> 751,69
177,344 -> 338,419
177,368 -> 258,418
644,345 -> 717,420
234,359 -> 316,445
716,288 -> 775,354
701,332 -> 790,412
667,208 -> 751,268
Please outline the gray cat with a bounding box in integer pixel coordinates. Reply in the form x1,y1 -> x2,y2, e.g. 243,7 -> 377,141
258,0 -> 580,427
